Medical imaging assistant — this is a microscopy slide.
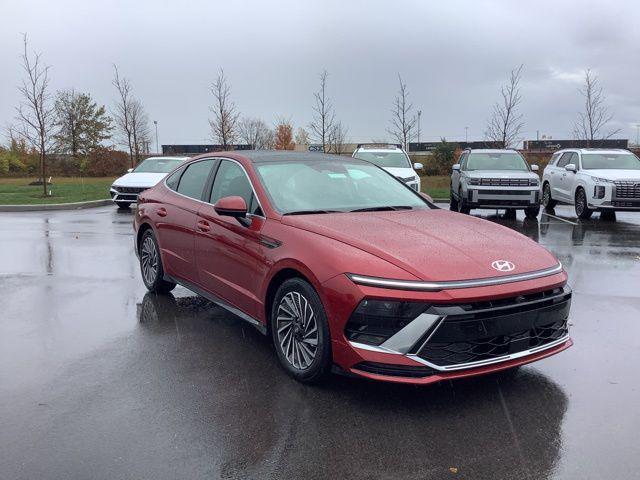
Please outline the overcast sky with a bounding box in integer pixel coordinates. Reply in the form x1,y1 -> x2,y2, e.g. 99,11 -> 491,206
2,0 -> 639,148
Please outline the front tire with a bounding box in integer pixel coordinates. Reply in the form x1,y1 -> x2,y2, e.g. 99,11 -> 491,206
574,188 -> 593,220
525,205 -> 540,219
270,278 -> 331,383
504,208 -> 517,219
139,230 -> 176,293
449,188 -> 459,211
457,188 -> 470,214
542,183 -> 557,210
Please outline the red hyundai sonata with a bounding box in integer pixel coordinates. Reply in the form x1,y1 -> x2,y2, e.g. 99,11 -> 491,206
134,151 -> 572,384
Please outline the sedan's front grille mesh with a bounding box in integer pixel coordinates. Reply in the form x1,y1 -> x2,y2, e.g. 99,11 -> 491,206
416,287 -> 571,367
614,180 -> 640,199
419,319 -> 568,366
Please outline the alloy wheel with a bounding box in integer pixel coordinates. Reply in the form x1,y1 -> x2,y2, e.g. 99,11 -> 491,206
140,236 -> 159,285
276,291 -> 319,370
543,185 -> 550,205
575,190 -> 585,215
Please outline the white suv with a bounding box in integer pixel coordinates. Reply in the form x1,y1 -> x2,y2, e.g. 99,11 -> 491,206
352,144 -> 423,191
542,148 -> 640,220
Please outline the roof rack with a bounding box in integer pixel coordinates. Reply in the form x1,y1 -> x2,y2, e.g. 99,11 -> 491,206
356,143 -> 403,149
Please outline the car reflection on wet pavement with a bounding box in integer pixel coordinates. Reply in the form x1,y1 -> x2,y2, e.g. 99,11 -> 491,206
1,205 -> 639,479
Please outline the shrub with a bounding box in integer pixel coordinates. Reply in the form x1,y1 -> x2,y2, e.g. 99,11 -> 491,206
84,147 -> 130,177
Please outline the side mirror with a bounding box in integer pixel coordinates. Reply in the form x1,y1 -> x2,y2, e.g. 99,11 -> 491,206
413,162 -> 424,170
531,164 -> 539,172
214,196 -> 247,218
565,164 -> 577,173
452,164 -> 460,171
127,168 -> 133,173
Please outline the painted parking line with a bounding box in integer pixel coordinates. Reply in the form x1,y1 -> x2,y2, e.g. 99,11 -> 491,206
541,212 -> 578,225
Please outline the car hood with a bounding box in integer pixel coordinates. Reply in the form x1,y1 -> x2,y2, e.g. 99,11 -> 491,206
282,209 -> 558,282
464,170 -> 537,179
581,169 -> 640,181
112,172 -> 168,188
383,166 -> 418,180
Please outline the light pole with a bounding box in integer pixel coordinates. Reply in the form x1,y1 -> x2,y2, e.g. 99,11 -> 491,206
465,126 -> 469,143
417,110 -> 422,144
154,120 -> 159,154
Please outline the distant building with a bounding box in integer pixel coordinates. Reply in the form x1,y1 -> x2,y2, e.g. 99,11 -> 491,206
161,144 -> 252,155
523,139 -> 629,151
409,141 -> 503,152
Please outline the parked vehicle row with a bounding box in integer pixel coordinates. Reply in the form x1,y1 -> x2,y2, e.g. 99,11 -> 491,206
133,151 -> 572,385
448,147 -> 640,221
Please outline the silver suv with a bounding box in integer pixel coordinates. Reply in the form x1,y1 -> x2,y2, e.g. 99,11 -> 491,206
450,149 -> 540,219
542,148 -> 640,220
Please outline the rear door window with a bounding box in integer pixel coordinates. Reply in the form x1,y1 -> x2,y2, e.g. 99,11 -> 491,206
176,160 -> 215,200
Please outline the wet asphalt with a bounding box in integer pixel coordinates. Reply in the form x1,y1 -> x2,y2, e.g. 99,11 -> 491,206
0,204 -> 639,480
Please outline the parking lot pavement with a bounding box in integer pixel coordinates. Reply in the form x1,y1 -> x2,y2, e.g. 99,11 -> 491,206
1,206 -> 639,480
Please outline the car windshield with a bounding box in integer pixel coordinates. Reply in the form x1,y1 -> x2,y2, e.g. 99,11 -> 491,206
255,159 -> 428,214
581,153 -> 640,170
353,151 -> 411,168
133,158 -> 184,173
466,152 -> 529,171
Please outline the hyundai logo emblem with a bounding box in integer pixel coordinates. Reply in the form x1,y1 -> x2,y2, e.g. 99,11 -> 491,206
491,260 -> 515,272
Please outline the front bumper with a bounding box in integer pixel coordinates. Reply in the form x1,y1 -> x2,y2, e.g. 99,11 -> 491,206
465,185 -> 539,208
587,181 -> 640,211
322,270 -> 571,385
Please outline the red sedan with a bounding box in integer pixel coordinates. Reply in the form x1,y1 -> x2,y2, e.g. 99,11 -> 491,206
134,151 -> 571,384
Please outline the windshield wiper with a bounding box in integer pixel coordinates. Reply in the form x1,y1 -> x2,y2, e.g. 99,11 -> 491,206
283,209 -> 342,215
349,205 -> 413,212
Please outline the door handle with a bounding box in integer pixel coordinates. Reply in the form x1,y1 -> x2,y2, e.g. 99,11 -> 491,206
157,208 -> 167,217
197,220 -> 211,232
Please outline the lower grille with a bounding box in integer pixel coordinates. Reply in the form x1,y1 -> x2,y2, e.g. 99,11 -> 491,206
478,189 -> 532,196
474,199 -> 532,206
353,361 -> 436,378
612,201 -> 640,207
416,287 -> 571,368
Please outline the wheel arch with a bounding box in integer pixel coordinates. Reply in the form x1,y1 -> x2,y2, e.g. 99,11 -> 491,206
136,222 -> 154,253
264,267 -> 315,332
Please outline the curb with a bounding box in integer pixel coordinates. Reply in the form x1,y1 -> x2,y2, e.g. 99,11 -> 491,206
0,199 -> 113,212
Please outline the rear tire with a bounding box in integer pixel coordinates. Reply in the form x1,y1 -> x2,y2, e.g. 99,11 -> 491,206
270,278 -> 332,384
504,208 -> 517,219
116,202 -> 131,209
139,230 -> 176,293
574,188 -> 593,220
542,183 -> 557,210
524,205 -> 540,219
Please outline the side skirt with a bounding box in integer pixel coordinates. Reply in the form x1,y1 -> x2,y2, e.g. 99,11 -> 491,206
165,274 -> 268,335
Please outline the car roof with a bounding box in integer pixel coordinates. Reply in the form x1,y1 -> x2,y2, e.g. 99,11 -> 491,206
214,150 -> 370,164
143,156 -> 190,161
465,149 -> 519,154
555,148 -> 631,155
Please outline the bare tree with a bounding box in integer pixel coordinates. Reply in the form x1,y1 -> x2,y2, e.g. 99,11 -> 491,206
112,65 -> 135,167
485,64 -> 525,149
294,127 -> 310,146
309,70 -> 335,153
15,34 -> 56,196
573,69 -> 620,145
387,74 -> 417,151
130,99 -> 151,163
328,121 -> 349,154
209,69 -> 239,148
238,117 -> 271,149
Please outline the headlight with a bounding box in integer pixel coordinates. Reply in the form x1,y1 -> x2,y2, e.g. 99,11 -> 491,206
529,179 -> 539,186
468,178 -> 480,186
591,177 -> 613,183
